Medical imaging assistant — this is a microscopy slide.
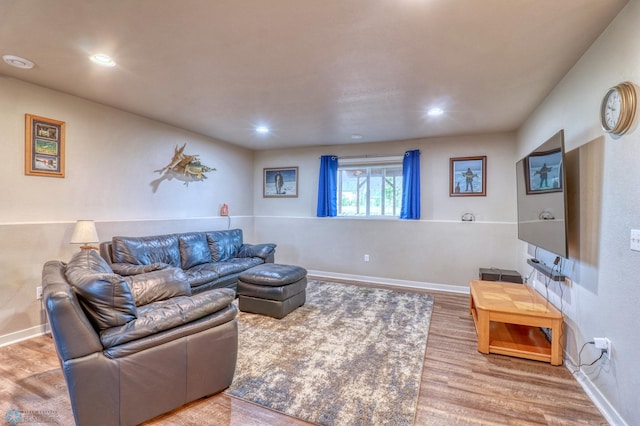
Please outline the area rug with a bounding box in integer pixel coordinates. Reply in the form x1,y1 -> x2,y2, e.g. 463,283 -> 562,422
225,280 -> 434,426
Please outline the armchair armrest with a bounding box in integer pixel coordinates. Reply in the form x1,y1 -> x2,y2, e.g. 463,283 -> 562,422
42,261 -> 103,361
238,243 -> 276,260
110,262 -> 169,276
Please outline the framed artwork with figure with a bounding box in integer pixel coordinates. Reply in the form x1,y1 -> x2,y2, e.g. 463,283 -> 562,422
524,148 -> 562,194
25,114 -> 65,178
450,156 -> 486,197
263,167 -> 298,198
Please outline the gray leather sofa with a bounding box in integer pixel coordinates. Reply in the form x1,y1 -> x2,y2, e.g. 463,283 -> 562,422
42,249 -> 238,425
99,229 -> 276,294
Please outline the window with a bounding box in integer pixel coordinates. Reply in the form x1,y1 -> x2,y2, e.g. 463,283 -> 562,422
337,157 -> 403,217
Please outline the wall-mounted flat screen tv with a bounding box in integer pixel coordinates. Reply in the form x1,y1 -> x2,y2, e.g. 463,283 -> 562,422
516,130 -> 569,258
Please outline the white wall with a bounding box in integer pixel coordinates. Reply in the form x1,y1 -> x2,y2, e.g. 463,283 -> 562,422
518,0 -> 640,423
254,133 -> 519,287
0,76 -> 254,342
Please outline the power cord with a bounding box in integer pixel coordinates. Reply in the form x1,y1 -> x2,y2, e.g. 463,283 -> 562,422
572,341 -> 605,374
532,253 -> 566,361
551,259 -> 566,359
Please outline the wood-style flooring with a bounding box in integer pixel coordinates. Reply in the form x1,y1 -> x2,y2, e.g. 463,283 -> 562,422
0,284 -> 607,425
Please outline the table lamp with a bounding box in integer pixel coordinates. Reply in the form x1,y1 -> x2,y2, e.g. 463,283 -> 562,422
70,220 -> 100,250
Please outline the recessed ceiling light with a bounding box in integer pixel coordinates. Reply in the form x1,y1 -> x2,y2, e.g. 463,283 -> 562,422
351,134 -> 363,140
2,55 -> 35,69
255,126 -> 270,134
427,107 -> 444,117
89,53 -> 116,67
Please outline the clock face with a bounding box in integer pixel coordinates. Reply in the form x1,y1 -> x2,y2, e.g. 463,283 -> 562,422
604,89 -> 621,129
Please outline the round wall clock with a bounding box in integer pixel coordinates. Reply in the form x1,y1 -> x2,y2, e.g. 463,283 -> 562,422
600,81 -> 637,136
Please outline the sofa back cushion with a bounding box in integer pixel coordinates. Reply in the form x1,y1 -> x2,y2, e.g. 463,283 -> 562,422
207,229 -> 243,262
112,234 -> 181,267
178,233 -> 212,269
64,250 -> 137,331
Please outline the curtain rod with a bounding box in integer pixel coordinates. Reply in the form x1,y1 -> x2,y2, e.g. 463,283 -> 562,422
319,153 -> 406,159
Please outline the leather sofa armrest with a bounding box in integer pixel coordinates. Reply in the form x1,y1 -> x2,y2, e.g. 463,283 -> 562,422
238,243 -> 276,260
110,262 -> 170,276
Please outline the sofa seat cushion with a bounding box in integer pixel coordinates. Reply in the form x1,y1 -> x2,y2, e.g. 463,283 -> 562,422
204,261 -> 254,277
124,267 -> 191,306
226,257 -> 264,269
99,288 -> 235,349
186,258 -> 262,282
109,262 -> 168,276
112,235 -> 181,268
65,250 -> 137,330
183,265 -> 220,288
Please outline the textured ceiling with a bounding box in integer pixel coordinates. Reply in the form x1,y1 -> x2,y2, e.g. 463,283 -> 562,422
0,0 -> 629,150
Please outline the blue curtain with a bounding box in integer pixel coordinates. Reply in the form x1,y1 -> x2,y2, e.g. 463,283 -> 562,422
400,150 -> 421,219
316,155 -> 338,217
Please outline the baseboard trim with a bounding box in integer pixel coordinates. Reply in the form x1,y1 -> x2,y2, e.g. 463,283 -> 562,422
307,270 -> 470,294
0,324 -> 50,348
563,358 -> 627,426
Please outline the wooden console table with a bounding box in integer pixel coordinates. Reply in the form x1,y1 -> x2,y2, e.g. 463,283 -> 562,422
469,280 -> 563,366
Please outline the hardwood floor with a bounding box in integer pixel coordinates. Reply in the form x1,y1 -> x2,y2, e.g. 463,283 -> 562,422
415,291 -> 606,425
0,286 -> 607,425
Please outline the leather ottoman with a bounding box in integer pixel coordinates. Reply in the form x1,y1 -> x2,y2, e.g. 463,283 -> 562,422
237,264 -> 307,319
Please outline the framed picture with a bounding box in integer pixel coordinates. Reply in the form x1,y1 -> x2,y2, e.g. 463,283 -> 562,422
25,114 -> 65,178
450,156 -> 486,196
264,167 -> 298,198
524,148 -> 562,194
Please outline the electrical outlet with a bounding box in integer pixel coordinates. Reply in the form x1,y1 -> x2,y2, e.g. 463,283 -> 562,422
36,286 -> 43,300
631,229 -> 640,251
594,337 -> 612,360
364,254 -> 370,262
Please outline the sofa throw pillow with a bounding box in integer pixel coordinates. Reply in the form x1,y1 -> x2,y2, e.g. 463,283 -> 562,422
178,233 -> 212,269
207,229 -> 243,262
65,250 -> 137,330
124,268 -> 191,306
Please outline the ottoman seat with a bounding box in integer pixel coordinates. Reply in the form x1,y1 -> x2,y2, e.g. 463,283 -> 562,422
237,264 -> 307,319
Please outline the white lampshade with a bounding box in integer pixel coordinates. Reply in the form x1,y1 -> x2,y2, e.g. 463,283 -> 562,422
70,220 -> 99,250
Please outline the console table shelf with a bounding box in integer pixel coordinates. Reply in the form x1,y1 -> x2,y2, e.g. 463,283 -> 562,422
469,280 -> 563,366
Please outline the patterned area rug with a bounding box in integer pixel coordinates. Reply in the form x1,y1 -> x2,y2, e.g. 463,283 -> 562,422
225,280 -> 434,426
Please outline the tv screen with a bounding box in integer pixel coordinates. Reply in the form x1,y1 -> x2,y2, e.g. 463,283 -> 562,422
516,130 -> 568,258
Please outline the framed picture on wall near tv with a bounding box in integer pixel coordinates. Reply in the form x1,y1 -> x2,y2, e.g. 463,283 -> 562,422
524,148 -> 562,194
450,156 -> 486,196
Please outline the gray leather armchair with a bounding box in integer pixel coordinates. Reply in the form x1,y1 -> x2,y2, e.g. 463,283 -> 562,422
42,250 -> 238,425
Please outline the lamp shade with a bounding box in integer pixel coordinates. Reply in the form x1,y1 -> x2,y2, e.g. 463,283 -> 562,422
70,220 -> 99,247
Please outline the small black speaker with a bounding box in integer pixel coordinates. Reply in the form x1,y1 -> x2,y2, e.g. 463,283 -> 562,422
479,268 -> 523,284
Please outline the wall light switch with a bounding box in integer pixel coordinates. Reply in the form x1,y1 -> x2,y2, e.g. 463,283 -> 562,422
631,229 -> 640,252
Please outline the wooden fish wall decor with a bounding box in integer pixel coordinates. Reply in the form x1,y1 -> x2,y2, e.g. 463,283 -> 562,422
152,143 -> 215,190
